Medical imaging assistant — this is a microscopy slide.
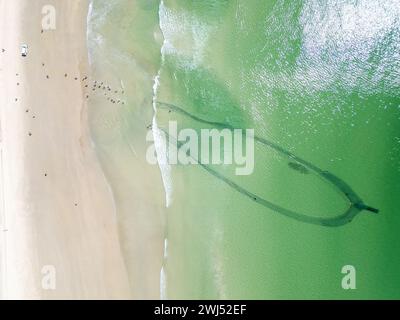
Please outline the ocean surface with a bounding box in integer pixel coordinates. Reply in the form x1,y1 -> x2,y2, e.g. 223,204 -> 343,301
87,0 -> 400,299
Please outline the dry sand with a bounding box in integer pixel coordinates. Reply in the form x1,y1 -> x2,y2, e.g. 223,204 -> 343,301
0,0 -> 138,299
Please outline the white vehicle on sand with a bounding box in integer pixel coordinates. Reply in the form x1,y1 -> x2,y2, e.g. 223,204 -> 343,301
21,44 -> 28,57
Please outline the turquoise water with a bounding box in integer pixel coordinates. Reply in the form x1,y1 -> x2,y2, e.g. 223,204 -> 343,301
88,0 -> 400,299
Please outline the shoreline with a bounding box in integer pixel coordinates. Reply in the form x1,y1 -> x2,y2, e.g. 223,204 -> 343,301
0,0 -> 132,299
86,0 -> 166,299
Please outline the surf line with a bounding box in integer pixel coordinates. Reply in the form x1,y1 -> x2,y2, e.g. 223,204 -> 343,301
156,101 -> 379,227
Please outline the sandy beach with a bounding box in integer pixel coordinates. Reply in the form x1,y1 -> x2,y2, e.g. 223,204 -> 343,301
0,0 -> 136,299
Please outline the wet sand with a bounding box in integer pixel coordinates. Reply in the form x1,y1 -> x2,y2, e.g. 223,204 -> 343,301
0,0 -> 132,299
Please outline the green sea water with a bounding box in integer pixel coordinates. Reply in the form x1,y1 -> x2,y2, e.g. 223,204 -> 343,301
88,0 -> 400,299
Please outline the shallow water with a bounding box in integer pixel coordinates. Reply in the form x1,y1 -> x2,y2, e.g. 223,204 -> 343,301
87,0 -> 400,298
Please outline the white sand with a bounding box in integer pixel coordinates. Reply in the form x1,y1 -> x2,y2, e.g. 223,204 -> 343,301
0,0 -> 138,299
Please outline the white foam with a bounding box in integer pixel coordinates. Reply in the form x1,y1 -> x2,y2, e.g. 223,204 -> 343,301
151,1 -> 174,210
159,238 -> 168,299
158,1 -> 214,70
